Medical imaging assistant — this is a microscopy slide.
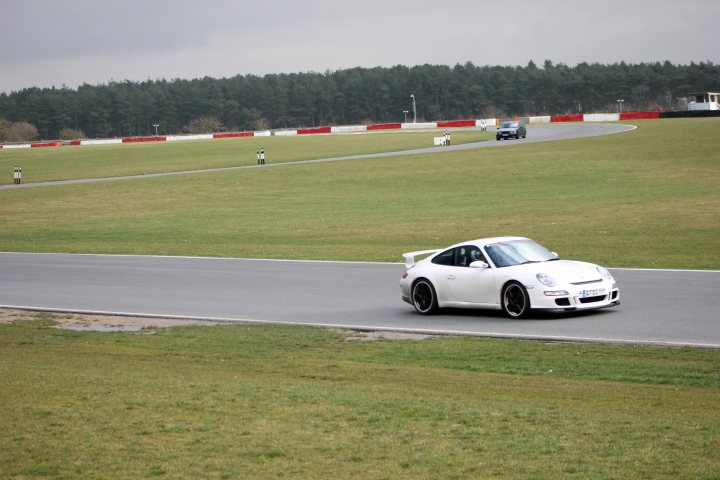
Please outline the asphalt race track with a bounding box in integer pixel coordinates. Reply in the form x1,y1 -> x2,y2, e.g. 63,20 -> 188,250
1,253 -> 719,348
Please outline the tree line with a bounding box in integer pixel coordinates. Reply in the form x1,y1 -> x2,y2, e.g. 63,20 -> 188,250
0,60 -> 718,141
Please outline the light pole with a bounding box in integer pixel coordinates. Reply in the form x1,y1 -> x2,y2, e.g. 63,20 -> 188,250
153,123 -> 160,136
403,110 -> 409,123
410,94 -> 417,123
616,99 -> 624,114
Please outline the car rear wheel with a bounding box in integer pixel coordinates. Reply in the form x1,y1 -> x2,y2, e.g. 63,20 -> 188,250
501,281 -> 530,318
412,279 -> 438,315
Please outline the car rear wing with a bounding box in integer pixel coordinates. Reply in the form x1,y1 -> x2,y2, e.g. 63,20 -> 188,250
402,249 -> 439,268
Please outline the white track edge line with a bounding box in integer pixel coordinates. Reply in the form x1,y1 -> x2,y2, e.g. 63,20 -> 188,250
1,251 -> 718,272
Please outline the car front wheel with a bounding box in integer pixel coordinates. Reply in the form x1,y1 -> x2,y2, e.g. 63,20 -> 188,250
412,279 -> 438,315
501,281 -> 530,318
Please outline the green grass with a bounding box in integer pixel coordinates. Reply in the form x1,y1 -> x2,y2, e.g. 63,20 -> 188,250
1,119 -> 718,268
1,315 -> 718,479
0,130 -> 491,184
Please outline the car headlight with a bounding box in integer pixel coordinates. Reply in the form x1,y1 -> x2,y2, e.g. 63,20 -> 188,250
597,266 -> 613,280
536,272 -> 556,287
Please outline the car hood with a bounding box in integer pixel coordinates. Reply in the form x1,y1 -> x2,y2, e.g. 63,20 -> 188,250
515,259 -> 607,284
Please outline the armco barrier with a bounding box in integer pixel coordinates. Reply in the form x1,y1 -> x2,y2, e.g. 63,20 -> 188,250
122,136 -> 166,143
584,113 -> 619,122
80,139 -> 123,146
437,120 -> 476,128
401,122 -> 436,129
551,114 -> 584,123
274,130 -> 297,136
167,134 -> 214,141
31,142 -> 62,148
367,123 -> 402,131
297,126 -> 332,135
527,116 -> 552,123
331,125 -> 367,133
212,132 -> 253,139
620,111 -> 660,120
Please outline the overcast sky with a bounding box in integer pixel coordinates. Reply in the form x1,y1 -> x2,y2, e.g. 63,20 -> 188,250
2,0 -> 719,93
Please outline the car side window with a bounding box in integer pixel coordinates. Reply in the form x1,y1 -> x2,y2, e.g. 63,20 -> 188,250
432,248 -> 456,266
466,246 -> 487,265
432,246 -> 486,267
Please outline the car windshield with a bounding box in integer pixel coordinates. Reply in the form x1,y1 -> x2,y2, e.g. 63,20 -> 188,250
484,240 -> 556,268
501,122 -> 518,128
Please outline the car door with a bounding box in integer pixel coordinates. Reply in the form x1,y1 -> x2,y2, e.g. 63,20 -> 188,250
434,246 -> 497,306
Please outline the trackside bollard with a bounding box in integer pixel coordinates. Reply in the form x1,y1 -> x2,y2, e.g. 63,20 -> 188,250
257,148 -> 261,165
260,147 -> 265,165
13,166 -> 22,184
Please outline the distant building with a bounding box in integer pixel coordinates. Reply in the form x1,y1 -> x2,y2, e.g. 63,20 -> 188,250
688,92 -> 720,111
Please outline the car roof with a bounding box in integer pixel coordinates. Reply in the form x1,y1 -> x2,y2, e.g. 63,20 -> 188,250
446,236 -> 529,249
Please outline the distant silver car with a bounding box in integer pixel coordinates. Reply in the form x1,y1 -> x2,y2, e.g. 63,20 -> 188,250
496,121 -> 527,140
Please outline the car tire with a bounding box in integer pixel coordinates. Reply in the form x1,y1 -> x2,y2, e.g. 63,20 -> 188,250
412,279 -> 438,315
501,281 -> 530,319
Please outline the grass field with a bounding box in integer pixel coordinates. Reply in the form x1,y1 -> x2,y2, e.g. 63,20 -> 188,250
0,130 -> 492,184
1,313 -> 718,479
1,119 -> 719,268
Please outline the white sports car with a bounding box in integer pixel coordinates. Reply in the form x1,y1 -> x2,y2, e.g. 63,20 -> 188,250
400,236 -> 620,318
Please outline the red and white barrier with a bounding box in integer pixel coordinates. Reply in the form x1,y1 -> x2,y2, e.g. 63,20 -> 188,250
2,143 -> 32,149
331,125 -> 366,134
583,113 -> 619,122
80,138 -> 123,146
527,116 -> 552,123
0,113 -> 663,150
401,122 -> 436,129
620,111 -> 660,120
274,129 -> 297,136
167,134 -> 214,141
367,123 -> 402,131
212,132 -> 254,139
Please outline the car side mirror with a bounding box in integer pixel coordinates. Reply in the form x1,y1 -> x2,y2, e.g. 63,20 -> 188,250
469,261 -> 490,269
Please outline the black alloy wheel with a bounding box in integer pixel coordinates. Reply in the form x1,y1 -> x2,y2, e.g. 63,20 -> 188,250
412,279 -> 438,315
501,281 -> 530,318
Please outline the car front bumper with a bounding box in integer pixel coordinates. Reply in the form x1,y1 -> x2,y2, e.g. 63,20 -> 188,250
527,281 -> 620,311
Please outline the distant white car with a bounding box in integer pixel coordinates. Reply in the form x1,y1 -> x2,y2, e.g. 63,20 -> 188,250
400,237 -> 620,318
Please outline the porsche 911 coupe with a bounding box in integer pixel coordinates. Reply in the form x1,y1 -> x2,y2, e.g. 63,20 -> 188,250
400,237 -> 620,318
